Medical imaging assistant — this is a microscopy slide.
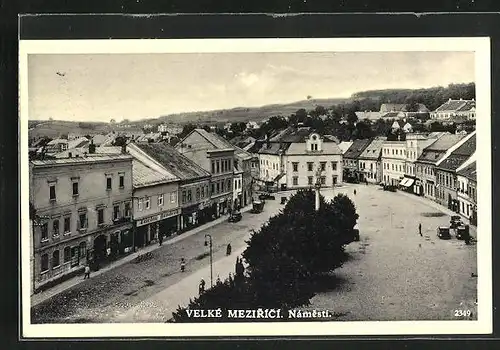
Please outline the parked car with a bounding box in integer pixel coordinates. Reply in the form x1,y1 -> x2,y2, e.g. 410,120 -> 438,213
456,225 -> 470,240
228,212 -> 242,223
280,196 -> 287,204
383,185 -> 397,192
450,215 -> 463,229
258,192 -> 275,200
437,226 -> 451,240
251,200 -> 264,214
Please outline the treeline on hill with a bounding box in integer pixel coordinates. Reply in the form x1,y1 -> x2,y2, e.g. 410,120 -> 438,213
175,83 -> 475,143
171,190 -> 358,322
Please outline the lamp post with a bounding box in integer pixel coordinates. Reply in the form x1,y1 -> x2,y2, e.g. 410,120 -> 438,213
204,234 -> 213,287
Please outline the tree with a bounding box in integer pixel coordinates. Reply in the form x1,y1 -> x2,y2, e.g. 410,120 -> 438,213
112,135 -> 127,147
178,123 -> 197,139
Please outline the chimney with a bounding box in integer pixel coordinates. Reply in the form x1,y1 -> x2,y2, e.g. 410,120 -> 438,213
68,152 -> 72,158
89,140 -> 96,154
121,144 -> 127,154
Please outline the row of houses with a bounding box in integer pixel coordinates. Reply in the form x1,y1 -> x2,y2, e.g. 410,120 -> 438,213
341,130 -> 477,223
29,129 -> 258,294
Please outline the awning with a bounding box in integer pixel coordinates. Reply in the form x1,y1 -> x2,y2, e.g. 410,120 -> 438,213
399,178 -> 407,186
274,172 -> 285,182
405,178 -> 415,187
400,178 -> 414,187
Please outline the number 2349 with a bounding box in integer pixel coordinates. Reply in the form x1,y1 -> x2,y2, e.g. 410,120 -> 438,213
454,309 -> 472,317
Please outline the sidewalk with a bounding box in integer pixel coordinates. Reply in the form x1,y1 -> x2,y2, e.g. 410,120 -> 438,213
114,245 -> 247,323
31,205 -> 252,307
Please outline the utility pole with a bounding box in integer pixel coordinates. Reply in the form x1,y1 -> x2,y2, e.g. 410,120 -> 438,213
204,234 -> 213,287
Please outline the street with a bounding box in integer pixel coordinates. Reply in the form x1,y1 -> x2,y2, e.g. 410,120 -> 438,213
31,184 -> 477,323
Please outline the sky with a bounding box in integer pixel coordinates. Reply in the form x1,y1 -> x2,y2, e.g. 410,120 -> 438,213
27,51 -> 475,122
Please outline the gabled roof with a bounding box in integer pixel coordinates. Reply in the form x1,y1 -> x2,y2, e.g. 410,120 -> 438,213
436,134 -> 476,172
343,139 -> 372,159
134,142 -> 211,181
269,126 -> 313,143
192,128 -> 235,150
424,134 -> 467,151
358,139 -> 384,160
47,138 -> 68,145
434,99 -> 474,112
457,161 -> 476,182
456,100 -> 476,112
133,159 -> 177,188
67,137 -> 90,149
380,103 -> 406,113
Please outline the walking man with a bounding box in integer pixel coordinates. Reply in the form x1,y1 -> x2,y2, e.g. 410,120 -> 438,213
418,223 -> 422,237
158,233 -> 163,246
84,264 -> 90,279
180,258 -> 186,273
354,189 -> 357,196
199,278 -> 206,295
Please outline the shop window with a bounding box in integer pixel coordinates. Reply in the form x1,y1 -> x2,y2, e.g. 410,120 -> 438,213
52,219 -> 59,237
52,250 -> 60,268
41,254 -> 49,272
64,246 -> 71,263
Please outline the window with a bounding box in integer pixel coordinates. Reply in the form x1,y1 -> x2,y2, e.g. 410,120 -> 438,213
228,179 -> 232,191
221,180 -> 225,192
64,217 -> 71,233
212,161 -> 216,174
187,190 -> 192,202
331,162 -> 337,171
138,198 -> 143,211
41,223 -> 48,241
170,192 -> 176,203
106,177 -> 112,190
52,219 -> 59,236
41,254 -> 49,272
308,176 -> 313,185
72,182 -> 79,196
211,183 -> 215,195
49,185 -> 56,201
52,250 -> 60,268
292,177 -> 298,186
238,179 -> 242,189
119,174 -> 125,188
113,205 -> 120,220
97,208 -> 104,225
320,176 -> 326,185
196,188 -> 200,200
145,196 -> 151,209
124,202 -> 131,217
216,161 -> 220,173
332,176 -> 338,185
307,162 -> 314,171
216,182 -> 220,193
64,247 -> 71,263
320,162 -> 326,171
158,194 -> 164,206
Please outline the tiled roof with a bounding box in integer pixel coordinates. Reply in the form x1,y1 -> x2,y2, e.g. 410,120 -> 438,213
450,134 -> 476,157
31,154 -> 132,166
457,161 -> 476,182
133,159 -> 176,188
134,142 -> 210,181
258,142 -> 290,155
437,155 -> 470,172
343,139 -> 372,159
380,104 -> 406,113
435,99 -> 473,112
194,129 -> 234,150
356,111 -> 384,120
338,141 -> 353,154
323,135 -> 340,143
358,139 -> 384,160
424,134 -> 466,151
457,100 -> 476,112
285,142 -> 342,155
417,150 -> 446,163
269,127 -> 312,143
382,112 -> 400,119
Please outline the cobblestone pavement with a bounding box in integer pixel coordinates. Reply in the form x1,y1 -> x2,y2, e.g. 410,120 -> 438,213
298,184 -> 478,321
31,199 -> 284,323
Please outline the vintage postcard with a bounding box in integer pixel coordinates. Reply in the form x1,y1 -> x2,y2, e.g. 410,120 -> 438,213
19,37 -> 492,337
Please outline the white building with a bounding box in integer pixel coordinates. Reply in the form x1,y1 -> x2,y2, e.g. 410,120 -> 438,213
456,161 -> 477,223
381,140 -> 407,186
430,98 -> 475,121
358,139 -> 384,184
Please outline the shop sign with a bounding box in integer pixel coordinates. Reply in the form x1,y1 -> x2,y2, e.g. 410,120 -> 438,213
137,208 -> 181,227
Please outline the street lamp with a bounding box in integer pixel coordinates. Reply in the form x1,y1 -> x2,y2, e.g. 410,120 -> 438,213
204,234 -> 213,287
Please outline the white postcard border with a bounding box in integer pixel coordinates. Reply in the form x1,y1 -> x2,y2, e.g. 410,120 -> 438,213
19,37 -> 492,337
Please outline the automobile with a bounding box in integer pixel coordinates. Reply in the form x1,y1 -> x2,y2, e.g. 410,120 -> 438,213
258,193 -> 275,200
251,200 -> 264,214
456,225 -> 470,240
280,196 -> 287,204
450,215 -> 463,229
228,212 -> 242,223
383,185 -> 397,192
437,226 -> 451,240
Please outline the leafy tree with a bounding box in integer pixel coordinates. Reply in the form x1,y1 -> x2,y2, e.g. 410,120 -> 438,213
178,123 -> 197,139
112,136 -> 128,147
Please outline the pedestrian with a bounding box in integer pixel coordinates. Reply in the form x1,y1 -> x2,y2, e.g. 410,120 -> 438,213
418,223 -> 422,237
354,189 -> 357,196
180,258 -> 186,273
226,243 -> 232,256
84,264 -> 90,279
199,278 -> 205,295
216,274 -> 221,284
158,233 -> 163,246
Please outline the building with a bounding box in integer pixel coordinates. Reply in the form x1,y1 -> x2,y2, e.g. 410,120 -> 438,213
358,138 -> 384,184
29,154 -> 134,291
338,141 -> 353,155
176,129 -> 235,217
258,142 -> 289,189
158,124 -> 183,135
246,121 -> 260,130
456,161 -> 477,225
430,98 -> 476,121
381,139 -> 407,186
45,138 -> 68,153
343,139 -> 372,182
229,135 -> 256,149
403,133 -> 447,194
391,120 -> 414,133
380,103 -> 429,118
414,133 -> 468,201
284,132 -> 343,189
435,132 -> 476,211
233,146 -> 255,207
130,142 -> 212,231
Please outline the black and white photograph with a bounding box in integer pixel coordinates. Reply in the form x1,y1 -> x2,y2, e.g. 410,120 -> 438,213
19,37 -> 492,337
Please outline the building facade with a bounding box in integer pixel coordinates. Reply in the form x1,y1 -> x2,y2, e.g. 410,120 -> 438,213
430,98 -> 475,121
343,139 -> 372,182
29,155 -> 133,291
457,161 -> 477,225
381,140 -> 407,186
284,133 -> 343,189
358,139 -> 384,184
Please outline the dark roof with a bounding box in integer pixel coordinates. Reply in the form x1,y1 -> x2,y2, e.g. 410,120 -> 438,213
135,143 -> 210,180
457,100 -> 476,112
269,126 -> 313,143
436,134 -> 476,171
424,134 -> 466,151
417,150 -> 446,163
258,142 -> 291,155
457,161 -> 476,182
450,134 -> 476,157
437,155 -> 470,172
381,112 -> 400,119
343,139 -> 372,159
435,99 -> 474,112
